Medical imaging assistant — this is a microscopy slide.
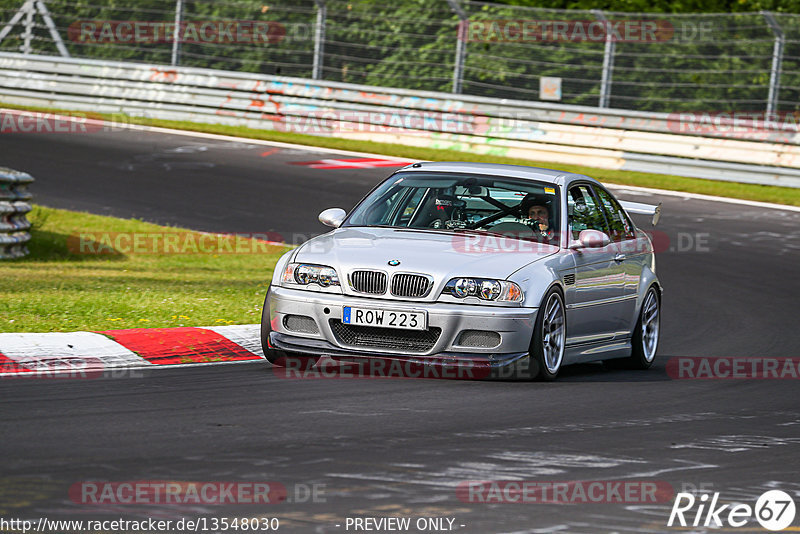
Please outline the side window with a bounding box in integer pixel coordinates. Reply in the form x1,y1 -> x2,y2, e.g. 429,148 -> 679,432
568,185 -> 608,240
594,187 -> 635,241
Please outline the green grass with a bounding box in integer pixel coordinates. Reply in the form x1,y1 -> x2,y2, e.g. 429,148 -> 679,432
0,206 -> 288,333
3,102 -> 799,207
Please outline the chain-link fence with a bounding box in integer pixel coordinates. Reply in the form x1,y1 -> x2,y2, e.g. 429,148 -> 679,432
1,0 -> 799,114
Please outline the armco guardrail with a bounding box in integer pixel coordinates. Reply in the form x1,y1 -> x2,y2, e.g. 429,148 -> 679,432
0,167 -> 33,260
1,1 -> 798,115
1,52 -> 799,188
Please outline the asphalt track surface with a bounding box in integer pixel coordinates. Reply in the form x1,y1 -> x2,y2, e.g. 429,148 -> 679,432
1,127 -> 799,533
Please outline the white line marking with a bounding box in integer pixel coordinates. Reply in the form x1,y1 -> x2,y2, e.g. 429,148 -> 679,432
607,183 -> 800,212
0,357 -> 263,377
3,108 -> 797,211
4,109 -> 416,162
120,123 -> 416,161
104,124 -> 800,212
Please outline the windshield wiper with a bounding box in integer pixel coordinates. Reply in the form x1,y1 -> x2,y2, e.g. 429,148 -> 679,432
344,224 -> 398,229
452,228 -> 513,239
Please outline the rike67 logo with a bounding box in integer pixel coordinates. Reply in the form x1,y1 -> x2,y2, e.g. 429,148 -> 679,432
668,490 -> 796,531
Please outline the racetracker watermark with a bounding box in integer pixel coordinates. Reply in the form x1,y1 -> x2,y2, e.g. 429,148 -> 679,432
69,481 -> 325,505
272,357 -> 491,380
0,517 -> 280,533
459,19 -> 674,42
67,232 -> 286,255
449,231 -> 709,254
69,20 -> 286,44
0,110 -> 162,134
0,358 -> 145,379
457,480 -> 674,503
273,110 -> 478,135
666,357 -> 800,380
666,111 -> 800,138
0,110 -> 105,134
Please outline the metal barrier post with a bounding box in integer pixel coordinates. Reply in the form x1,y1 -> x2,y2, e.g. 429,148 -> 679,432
0,2 -> 28,44
446,0 -> 467,94
312,0 -> 326,80
35,0 -> 70,57
21,0 -> 33,54
0,0 -> 69,57
762,11 -> 784,116
171,0 -> 183,67
592,9 -> 615,109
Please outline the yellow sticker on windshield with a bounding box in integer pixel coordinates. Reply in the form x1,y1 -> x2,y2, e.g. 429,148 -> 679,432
544,187 -> 555,194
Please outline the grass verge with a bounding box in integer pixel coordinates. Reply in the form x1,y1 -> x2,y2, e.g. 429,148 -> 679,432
3,102 -> 799,207
0,205 -> 288,333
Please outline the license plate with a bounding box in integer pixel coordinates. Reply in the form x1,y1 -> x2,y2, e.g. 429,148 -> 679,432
342,306 -> 427,330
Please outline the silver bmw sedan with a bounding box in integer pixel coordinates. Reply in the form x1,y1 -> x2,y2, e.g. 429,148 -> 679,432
261,162 -> 662,380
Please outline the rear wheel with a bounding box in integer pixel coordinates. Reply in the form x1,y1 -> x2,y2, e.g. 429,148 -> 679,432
260,289 -> 319,369
524,287 -> 566,381
631,286 -> 660,369
608,286 -> 660,370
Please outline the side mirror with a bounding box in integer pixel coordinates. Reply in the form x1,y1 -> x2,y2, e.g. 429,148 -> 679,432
318,208 -> 346,228
569,229 -> 611,249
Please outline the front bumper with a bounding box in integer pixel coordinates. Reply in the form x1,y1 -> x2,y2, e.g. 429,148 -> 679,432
266,285 -> 537,369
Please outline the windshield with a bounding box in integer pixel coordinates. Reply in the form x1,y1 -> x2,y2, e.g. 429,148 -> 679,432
344,172 -> 560,243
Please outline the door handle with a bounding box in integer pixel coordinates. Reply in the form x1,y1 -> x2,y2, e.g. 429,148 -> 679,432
614,253 -> 626,262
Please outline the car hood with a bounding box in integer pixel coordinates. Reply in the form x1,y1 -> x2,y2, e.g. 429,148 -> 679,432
293,227 -> 558,300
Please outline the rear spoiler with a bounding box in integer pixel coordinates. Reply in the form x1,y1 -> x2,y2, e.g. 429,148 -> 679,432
619,200 -> 662,226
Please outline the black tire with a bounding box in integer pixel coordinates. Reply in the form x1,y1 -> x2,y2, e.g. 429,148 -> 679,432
523,286 -> 566,381
608,285 -> 660,370
260,289 -> 319,370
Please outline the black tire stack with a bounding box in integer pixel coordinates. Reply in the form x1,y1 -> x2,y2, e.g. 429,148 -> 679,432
0,167 -> 34,260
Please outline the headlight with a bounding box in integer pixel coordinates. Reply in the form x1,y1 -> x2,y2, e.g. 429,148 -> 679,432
443,278 -> 523,302
282,263 -> 340,288
479,280 -> 501,300
453,277 -> 477,298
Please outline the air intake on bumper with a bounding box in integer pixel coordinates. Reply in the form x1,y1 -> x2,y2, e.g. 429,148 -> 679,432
455,330 -> 501,348
283,315 -> 320,334
329,320 -> 440,352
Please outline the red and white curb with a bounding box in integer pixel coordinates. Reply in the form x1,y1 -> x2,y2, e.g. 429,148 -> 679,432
0,324 -> 264,377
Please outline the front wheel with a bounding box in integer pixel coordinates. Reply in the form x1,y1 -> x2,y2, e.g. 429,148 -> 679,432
260,289 -> 319,370
525,287 -> 566,381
